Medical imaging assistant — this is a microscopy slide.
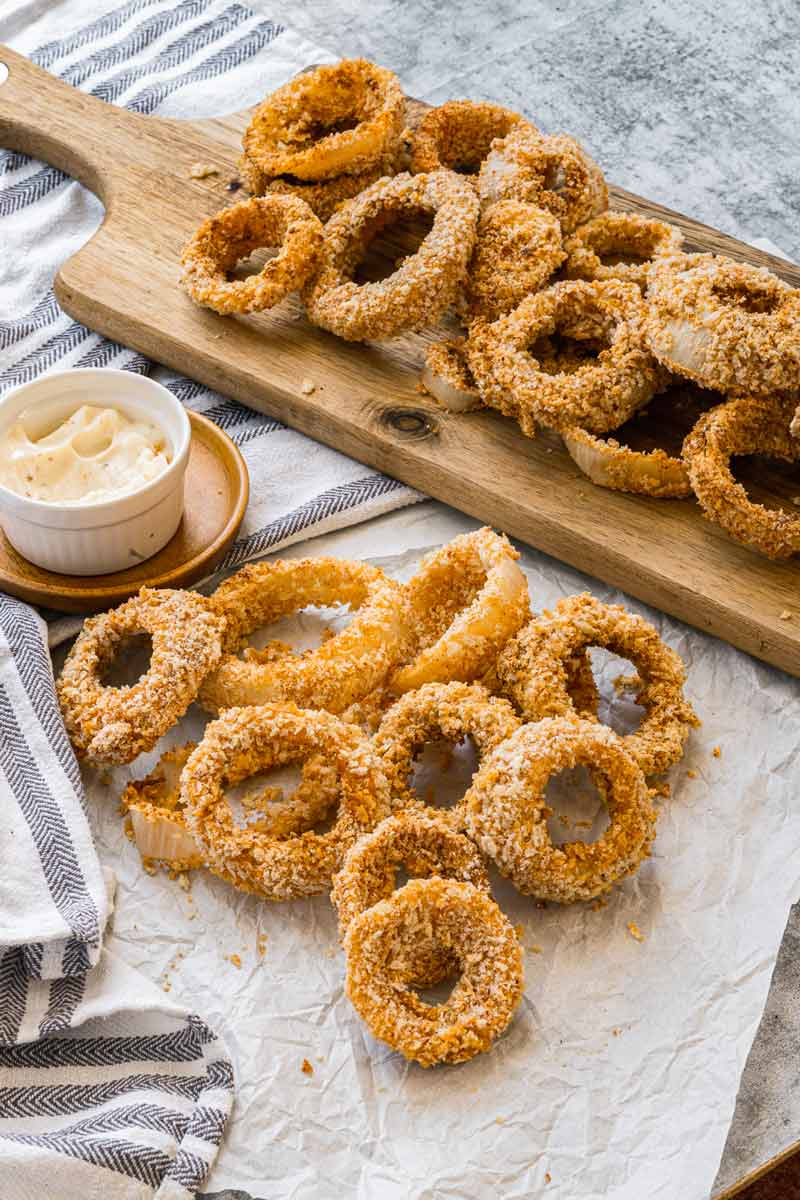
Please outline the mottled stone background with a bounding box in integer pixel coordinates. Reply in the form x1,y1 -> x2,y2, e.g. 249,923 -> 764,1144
210,2 -> 800,1196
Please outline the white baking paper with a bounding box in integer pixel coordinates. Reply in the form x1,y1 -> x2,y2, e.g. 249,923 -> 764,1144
73,502 -> 800,1200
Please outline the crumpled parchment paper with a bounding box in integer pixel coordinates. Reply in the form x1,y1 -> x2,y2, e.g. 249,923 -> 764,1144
75,503 -> 800,1200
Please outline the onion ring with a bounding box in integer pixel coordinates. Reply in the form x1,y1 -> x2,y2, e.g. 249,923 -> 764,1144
242,59 -> 404,183
682,394 -> 800,559
478,127 -> 608,232
421,336 -> 483,412
302,170 -> 479,341
389,527 -> 530,694
497,593 -> 698,775
200,558 -> 411,715
373,681 -> 521,828
57,588 -> 226,766
466,279 -> 668,435
121,743 -> 204,870
562,424 -> 692,497
181,703 -> 391,899
646,252 -> 800,395
410,100 -> 530,176
238,156 -> 388,222
344,876 -> 524,1066
563,211 -> 682,290
464,717 -> 656,902
180,195 -> 323,315
465,200 -> 565,322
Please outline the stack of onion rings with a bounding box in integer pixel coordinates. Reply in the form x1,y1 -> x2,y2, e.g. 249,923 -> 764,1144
180,195 -> 323,315
563,211 -> 683,291
464,717 -> 656,902
200,557 -> 411,715
682,394 -> 800,559
344,876 -> 523,1066
410,100 -> 530,177
302,170 -> 479,340
497,592 -> 698,775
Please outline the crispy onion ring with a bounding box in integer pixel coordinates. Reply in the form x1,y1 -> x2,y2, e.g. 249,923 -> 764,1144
410,100 -> 529,176
465,200 -> 565,322
497,593 -> 698,775
57,588 -> 226,766
646,252 -> 800,395
464,717 -> 656,902
563,211 -> 682,290
373,681 -> 521,827
242,59 -> 404,183
238,155 -> 388,222
121,744 -> 204,869
302,171 -> 479,340
562,424 -> 692,497
421,336 -> 483,412
682,394 -> 800,559
180,195 -> 323,315
478,127 -> 607,232
181,703 -> 390,899
200,558 -> 411,715
389,527 -> 530,694
344,876 -> 523,1066
467,279 -> 667,435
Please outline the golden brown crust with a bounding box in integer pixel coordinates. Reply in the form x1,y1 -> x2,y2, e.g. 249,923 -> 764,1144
464,717 -> 656,902
238,155 -> 389,222
200,557 -> 412,715
562,424 -> 692,498
465,200 -> 565,322
180,195 -> 323,314
682,394 -> 800,558
410,100 -> 530,176
646,251 -> 800,395
57,588 -> 226,766
242,59 -> 405,182
302,170 -> 479,341
497,593 -> 699,775
181,703 -> 391,899
466,279 -> 668,436
372,681 -> 521,828
563,211 -> 683,290
344,876 -> 523,1066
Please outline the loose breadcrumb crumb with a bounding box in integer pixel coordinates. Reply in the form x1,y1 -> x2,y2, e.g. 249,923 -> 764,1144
301,379 -> 317,395
712,746 -> 721,758
627,922 -> 645,942
779,610 -> 792,620
687,769 -> 697,779
229,953 -> 242,969
301,1058 -> 314,1076
190,162 -> 220,179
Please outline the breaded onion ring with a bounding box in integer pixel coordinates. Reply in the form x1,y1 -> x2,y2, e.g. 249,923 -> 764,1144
302,171 -> 479,341
238,156 -> 388,222
180,195 -> 323,315
122,743 -> 204,869
57,588 -> 226,766
421,336 -> 483,412
344,876 -> 523,1066
410,100 -> 529,176
181,704 -> 390,899
373,682 -> 521,827
242,59 -> 404,183
682,394 -> 800,559
464,718 -> 656,902
478,127 -> 607,232
467,279 -> 667,435
332,811 -> 489,972
646,252 -> 800,396
465,200 -> 565,322
497,593 -> 698,775
200,558 -> 410,715
563,211 -> 683,290
389,527 -> 530,694
562,424 -> 692,497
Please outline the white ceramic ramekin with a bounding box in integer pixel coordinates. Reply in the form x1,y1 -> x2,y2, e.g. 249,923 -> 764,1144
0,368 -> 191,575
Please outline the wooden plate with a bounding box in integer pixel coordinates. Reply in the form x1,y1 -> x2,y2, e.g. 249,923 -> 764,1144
0,410 -> 248,613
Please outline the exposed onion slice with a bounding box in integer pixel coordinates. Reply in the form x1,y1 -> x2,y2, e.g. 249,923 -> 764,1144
421,338 -> 484,412
563,426 -> 691,497
129,806 -> 203,867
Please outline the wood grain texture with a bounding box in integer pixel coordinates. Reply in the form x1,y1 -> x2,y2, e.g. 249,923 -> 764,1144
1,45 -> 799,668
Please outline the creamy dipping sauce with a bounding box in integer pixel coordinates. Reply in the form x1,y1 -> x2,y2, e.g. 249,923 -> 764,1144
0,404 -> 171,504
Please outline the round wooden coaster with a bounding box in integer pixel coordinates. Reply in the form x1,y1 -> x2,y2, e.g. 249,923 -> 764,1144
0,410 -> 248,613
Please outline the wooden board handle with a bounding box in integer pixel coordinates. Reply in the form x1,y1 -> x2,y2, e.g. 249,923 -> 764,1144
0,43 -> 142,204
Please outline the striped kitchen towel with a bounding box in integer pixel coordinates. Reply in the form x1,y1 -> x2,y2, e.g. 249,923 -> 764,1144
0,0 -> 419,1195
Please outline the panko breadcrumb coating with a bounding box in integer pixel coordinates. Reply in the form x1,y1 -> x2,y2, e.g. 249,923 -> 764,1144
344,876 -> 523,1066
497,593 -> 699,775
465,200 -> 565,322
180,194 -> 323,314
238,157 -> 390,222
410,100 -> 531,177
682,394 -> 800,558
302,170 -> 479,341
57,588 -> 226,766
563,211 -> 683,291
464,717 -> 656,902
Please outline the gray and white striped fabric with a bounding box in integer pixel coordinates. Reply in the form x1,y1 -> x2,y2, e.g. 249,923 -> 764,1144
0,1 -> 419,1194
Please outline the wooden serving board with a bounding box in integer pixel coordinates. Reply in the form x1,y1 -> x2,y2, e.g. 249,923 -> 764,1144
2,45 -> 799,674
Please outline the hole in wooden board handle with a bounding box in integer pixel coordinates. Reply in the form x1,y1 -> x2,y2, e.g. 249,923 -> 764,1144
0,62 -> 9,86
